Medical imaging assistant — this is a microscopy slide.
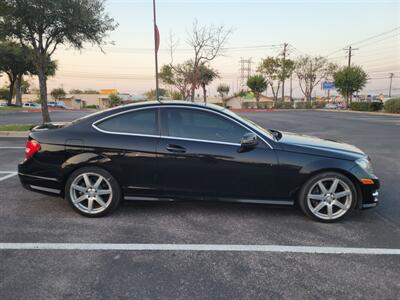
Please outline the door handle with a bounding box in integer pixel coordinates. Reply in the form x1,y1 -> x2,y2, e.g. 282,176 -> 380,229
166,144 -> 186,153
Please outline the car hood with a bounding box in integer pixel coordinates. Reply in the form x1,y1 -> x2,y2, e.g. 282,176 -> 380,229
278,131 -> 365,159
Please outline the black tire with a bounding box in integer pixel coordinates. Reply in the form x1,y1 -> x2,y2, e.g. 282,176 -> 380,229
298,172 -> 358,223
65,166 -> 121,217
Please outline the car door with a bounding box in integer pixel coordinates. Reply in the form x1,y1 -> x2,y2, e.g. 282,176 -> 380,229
156,106 -> 279,201
93,107 -> 161,198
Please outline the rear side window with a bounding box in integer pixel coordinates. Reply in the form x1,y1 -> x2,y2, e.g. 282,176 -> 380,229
164,108 -> 247,143
96,109 -> 158,135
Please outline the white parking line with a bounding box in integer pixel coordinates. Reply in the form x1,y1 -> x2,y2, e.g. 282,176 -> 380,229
0,147 -> 24,149
0,172 -> 17,182
0,243 -> 399,255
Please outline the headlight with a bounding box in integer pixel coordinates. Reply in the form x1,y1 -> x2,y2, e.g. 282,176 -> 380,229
356,157 -> 374,175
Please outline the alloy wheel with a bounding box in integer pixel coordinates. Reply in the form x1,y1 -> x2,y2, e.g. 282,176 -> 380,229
70,172 -> 113,214
307,177 -> 352,220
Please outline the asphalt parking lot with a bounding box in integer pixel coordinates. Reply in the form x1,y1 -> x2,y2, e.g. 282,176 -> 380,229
1,110 -> 399,299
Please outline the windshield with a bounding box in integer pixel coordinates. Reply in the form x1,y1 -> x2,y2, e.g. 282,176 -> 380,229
222,109 -> 275,140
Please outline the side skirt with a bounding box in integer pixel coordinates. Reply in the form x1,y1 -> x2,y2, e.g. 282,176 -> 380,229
124,195 -> 294,206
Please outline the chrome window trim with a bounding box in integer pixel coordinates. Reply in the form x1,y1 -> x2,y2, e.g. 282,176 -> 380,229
92,104 -> 273,149
92,106 -> 160,138
160,135 -> 240,146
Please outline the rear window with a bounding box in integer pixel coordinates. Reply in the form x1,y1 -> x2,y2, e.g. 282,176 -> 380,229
96,109 -> 158,135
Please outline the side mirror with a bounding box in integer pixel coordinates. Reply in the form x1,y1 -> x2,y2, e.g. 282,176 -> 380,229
240,132 -> 258,149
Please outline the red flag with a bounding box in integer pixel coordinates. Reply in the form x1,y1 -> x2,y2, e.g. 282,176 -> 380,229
155,25 -> 160,53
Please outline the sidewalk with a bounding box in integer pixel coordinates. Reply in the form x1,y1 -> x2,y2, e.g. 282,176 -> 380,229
315,109 -> 400,117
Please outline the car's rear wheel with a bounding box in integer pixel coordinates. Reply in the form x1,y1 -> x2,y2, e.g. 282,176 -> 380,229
299,172 -> 357,222
65,167 -> 121,217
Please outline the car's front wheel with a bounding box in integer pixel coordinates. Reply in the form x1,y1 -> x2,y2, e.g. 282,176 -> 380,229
65,167 -> 121,217
299,172 -> 358,222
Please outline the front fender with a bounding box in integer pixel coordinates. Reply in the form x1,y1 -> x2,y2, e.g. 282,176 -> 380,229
300,158 -> 355,175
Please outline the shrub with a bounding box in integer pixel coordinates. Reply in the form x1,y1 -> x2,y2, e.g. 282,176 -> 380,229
258,101 -> 274,109
242,102 -> 254,109
384,98 -> 400,113
274,101 -> 293,109
314,101 -> 327,109
295,101 -> 313,109
85,104 -> 98,109
350,101 -> 383,112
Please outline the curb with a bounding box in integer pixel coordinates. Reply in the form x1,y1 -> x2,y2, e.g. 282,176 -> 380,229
0,131 -> 29,138
315,109 -> 400,117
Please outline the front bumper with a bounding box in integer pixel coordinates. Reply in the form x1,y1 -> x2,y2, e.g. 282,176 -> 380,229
359,178 -> 380,209
362,190 -> 379,209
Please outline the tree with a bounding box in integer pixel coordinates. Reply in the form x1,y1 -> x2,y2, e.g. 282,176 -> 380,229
0,0 -> 117,122
50,88 -> 66,101
69,89 -> 84,94
144,88 -> 167,100
0,87 -> 9,100
15,78 -> 30,94
295,56 -> 337,101
159,61 -> 193,100
247,75 -> 267,109
258,56 -> 295,102
198,64 -> 219,103
169,90 -> 183,100
108,94 -> 121,108
217,83 -> 230,107
169,21 -> 232,101
334,66 -> 368,107
0,41 -> 34,106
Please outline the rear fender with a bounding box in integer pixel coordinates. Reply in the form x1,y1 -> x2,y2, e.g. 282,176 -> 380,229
60,152 -> 123,190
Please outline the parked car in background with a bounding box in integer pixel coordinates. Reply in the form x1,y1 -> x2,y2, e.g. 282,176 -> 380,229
325,103 -> 338,109
48,101 -> 71,109
23,102 -> 41,108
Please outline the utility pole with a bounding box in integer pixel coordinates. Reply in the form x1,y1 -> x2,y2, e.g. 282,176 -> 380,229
389,73 -> 394,98
344,45 -> 358,104
153,0 -> 160,102
344,45 -> 358,67
281,43 -> 288,101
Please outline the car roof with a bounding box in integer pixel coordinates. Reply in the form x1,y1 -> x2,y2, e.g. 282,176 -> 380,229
73,100 -> 228,125
122,100 -> 225,111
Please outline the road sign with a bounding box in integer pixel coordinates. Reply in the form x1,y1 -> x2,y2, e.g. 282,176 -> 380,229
322,82 -> 335,90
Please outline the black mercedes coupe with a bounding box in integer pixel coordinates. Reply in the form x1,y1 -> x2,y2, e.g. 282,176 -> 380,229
18,101 -> 379,222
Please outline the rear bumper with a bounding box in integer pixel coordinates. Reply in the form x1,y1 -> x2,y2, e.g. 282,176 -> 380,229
18,161 -> 63,197
18,173 -> 62,196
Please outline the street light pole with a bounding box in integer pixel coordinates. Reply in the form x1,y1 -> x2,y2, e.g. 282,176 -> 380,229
153,0 -> 160,102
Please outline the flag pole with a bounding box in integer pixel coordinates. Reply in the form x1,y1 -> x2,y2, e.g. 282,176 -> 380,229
153,0 -> 160,102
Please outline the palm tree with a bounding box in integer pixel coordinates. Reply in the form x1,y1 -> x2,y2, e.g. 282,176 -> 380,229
247,75 -> 267,109
217,84 -> 230,107
198,64 -> 219,103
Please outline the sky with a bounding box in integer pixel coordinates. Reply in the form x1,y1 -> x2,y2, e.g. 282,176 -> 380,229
2,0 -> 400,97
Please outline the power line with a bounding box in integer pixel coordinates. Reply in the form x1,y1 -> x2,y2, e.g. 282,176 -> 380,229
325,26 -> 400,57
352,27 -> 400,47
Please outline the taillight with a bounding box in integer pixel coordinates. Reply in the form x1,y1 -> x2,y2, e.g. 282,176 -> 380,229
25,139 -> 41,158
